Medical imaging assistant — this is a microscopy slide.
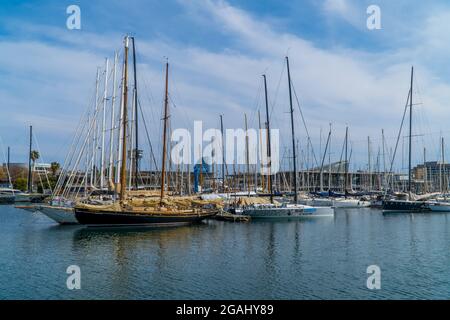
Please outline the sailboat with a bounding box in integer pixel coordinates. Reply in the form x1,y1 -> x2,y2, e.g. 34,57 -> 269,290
331,127 -> 370,208
425,138 -> 450,212
1,136 -> 42,203
383,67 -> 430,213
74,36 -> 219,226
241,57 -> 334,219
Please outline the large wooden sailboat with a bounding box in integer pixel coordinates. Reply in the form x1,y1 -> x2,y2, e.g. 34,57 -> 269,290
74,36 -> 219,226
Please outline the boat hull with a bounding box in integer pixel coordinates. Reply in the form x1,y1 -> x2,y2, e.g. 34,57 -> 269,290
333,199 -> 371,208
74,208 -> 217,227
382,200 -> 430,213
0,195 -> 15,204
39,205 -> 78,224
426,202 -> 450,212
243,206 -> 334,219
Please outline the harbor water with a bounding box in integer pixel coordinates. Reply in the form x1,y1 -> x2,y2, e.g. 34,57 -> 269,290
1,204 -> 450,299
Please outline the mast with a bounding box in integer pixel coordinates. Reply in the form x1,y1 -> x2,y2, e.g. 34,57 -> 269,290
131,37 -> 139,189
368,136 -> 371,191
119,36 -> 129,201
244,113 -> 250,195
220,115 -> 225,192
408,66 -> 413,198
344,126 -> 348,196
286,56 -> 298,203
423,147 -> 427,193
7,146 -> 10,173
258,110 -> 264,191
441,137 -> 445,194
263,74 -> 273,203
328,123 -> 332,191
27,125 -> 32,193
91,68 -> 100,188
100,58 -> 109,190
382,129 -> 386,191
160,61 -> 169,202
319,127 -> 331,192
108,51 -> 118,185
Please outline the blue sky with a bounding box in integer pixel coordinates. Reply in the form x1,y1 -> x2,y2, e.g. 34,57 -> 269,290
2,0 -> 450,172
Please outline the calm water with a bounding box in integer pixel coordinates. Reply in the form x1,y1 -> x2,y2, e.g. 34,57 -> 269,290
1,204 -> 450,299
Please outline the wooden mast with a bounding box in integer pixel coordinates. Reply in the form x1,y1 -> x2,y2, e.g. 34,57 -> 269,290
160,61 -> 169,203
131,37 -> 139,190
119,36 -> 129,201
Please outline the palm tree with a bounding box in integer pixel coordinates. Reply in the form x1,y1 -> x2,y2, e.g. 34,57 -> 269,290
50,162 -> 60,176
30,150 -> 40,168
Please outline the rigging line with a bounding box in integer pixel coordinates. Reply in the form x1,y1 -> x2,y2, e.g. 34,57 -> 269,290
138,97 -> 159,171
386,88 -> 411,192
269,59 -> 286,119
266,60 -> 286,137
168,66 -> 193,131
338,134 -> 346,173
32,132 -> 53,194
290,79 -> 320,168
0,136 -> 14,189
54,82 -> 96,196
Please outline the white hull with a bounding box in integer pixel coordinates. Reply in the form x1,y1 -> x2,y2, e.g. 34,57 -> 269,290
427,202 -> 450,212
333,199 -> 371,208
300,198 -> 334,207
14,194 -> 34,202
243,204 -> 334,219
39,205 -> 78,224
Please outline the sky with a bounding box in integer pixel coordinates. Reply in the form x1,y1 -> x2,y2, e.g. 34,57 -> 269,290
2,0 -> 450,172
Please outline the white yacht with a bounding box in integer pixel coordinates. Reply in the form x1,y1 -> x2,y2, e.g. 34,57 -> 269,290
332,198 -> 371,208
242,203 -> 334,219
426,201 -> 450,212
0,187 -> 34,202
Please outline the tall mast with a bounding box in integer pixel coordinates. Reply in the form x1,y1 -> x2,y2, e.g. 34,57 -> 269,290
344,126 -> 348,196
160,61 -> 169,202
119,36 -> 129,201
108,51 -> 118,185
258,110 -> 264,191
368,136 -> 371,191
244,113 -> 250,194
441,137 -> 445,194
100,58 -> 109,190
423,147 -> 427,193
286,56 -> 298,203
27,126 -> 32,193
91,68 -> 100,188
263,74 -> 273,203
319,127 -> 331,192
408,66 -> 413,197
382,129 -> 386,191
220,115 -> 225,192
328,123 -> 332,191
131,37 -> 139,189
7,146 -> 10,174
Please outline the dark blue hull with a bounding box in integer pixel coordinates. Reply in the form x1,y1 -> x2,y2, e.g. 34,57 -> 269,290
75,208 -> 217,227
382,200 -> 430,212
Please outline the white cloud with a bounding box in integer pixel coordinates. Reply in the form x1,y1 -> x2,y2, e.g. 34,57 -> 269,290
2,0 -> 450,169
